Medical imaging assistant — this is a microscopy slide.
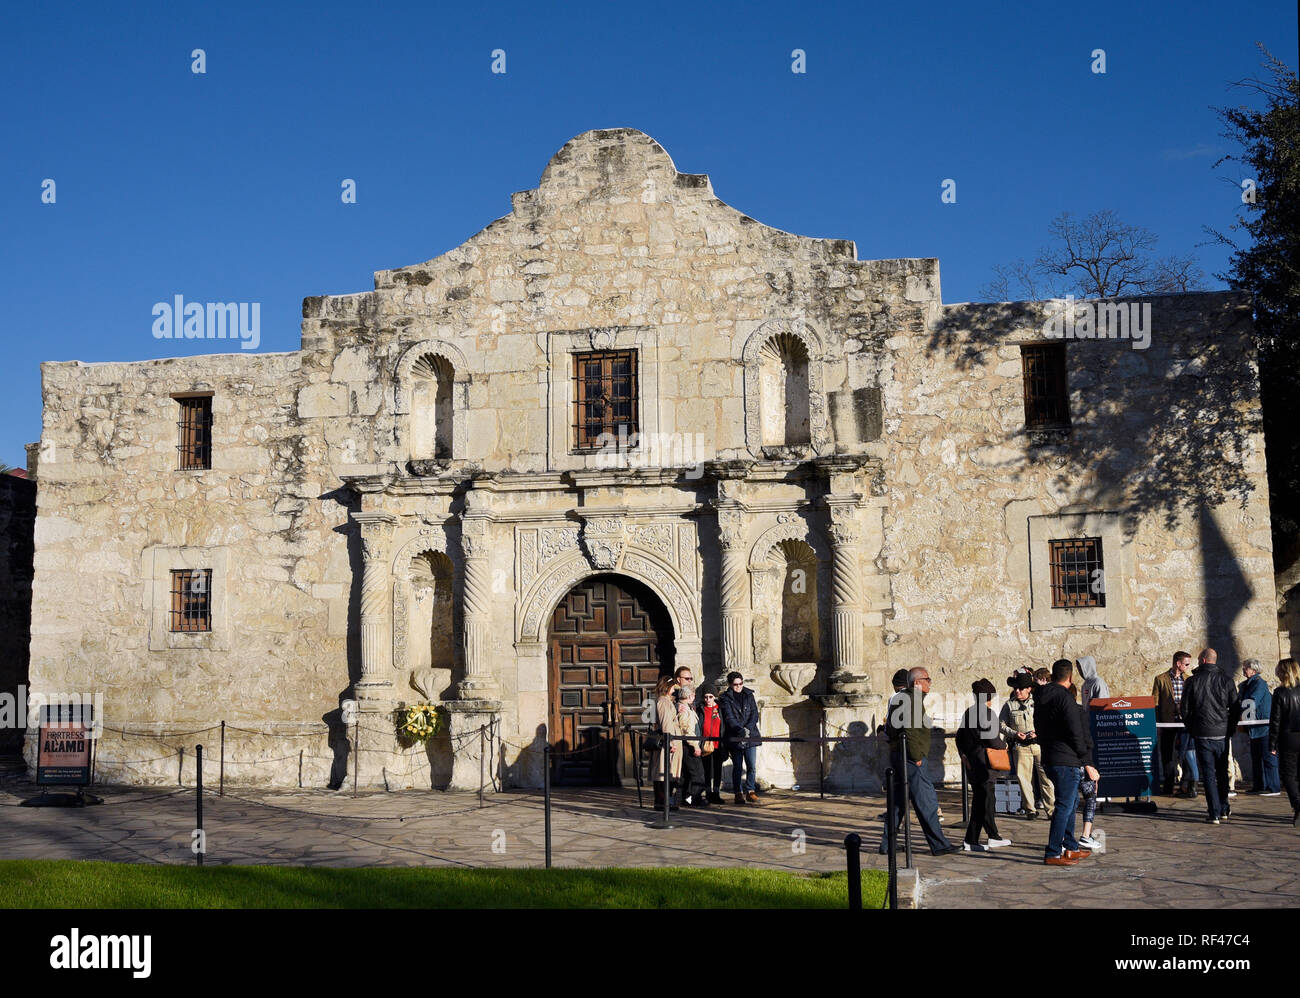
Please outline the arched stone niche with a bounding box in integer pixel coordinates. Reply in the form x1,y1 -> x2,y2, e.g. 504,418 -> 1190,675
748,516 -> 832,692
393,339 -> 471,461
390,526 -> 462,698
741,320 -> 832,459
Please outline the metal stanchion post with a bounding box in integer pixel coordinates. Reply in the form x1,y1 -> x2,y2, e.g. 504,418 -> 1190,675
219,721 -> 225,798
195,744 -> 204,868
901,729 -> 913,870
353,713 -> 359,798
649,733 -> 675,829
819,715 -> 826,800
845,833 -> 862,910
479,724 -> 485,809
178,746 -> 184,787
961,755 -> 969,823
886,767 -> 898,910
543,743 -> 552,869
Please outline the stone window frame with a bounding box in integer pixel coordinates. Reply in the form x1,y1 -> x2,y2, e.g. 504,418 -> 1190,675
545,326 -> 661,472
1027,513 -> 1126,631
393,339 -> 471,461
740,319 -> 832,459
144,545 -> 230,651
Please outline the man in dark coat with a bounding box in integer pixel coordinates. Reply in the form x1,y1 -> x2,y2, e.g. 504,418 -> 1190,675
718,671 -> 761,804
1182,647 -> 1242,823
1035,659 -> 1093,866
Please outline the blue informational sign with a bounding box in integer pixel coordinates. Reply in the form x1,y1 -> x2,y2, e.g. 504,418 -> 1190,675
1088,696 -> 1157,798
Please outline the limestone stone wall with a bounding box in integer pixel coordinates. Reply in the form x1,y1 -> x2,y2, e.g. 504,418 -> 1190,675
24,352 -> 357,783
299,128 -> 936,477
878,293 -> 1279,773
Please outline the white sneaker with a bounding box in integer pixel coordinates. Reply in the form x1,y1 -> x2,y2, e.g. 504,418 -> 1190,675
1228,791 -> 1238,798
962,842 -> 987,852
987,837 -> 1012,848
1261,791 -> 1282,797
1078,834 -> 1100,849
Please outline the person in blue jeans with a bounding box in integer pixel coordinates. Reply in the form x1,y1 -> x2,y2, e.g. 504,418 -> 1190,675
1034,659 -> 1094,865
1240,659 -> 1281,794
718,671 -> 761,804
877,667 -> 958,856
1177,731 -> 1200,795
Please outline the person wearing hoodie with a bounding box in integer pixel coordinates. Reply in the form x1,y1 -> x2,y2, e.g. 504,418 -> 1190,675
1239,659 -> 1280,795
697,683 -> 726,805
1072,683 -> 1103,849
1076,656 -> 1109,707
1000,672 -> 1054,818
1035,659 -> 1093,865
1181,647 -> 1242,824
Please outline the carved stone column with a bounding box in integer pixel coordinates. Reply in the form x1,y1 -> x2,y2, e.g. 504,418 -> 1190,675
825,499 -> 872,700
717,506 -> 752,681
456,511 -> 500,701
353,512 -> 397,707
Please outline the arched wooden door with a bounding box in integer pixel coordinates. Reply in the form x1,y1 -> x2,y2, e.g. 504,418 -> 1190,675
547,574 -> 674,786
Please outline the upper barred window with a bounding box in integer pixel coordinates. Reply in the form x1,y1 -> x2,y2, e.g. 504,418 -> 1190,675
1020,343 -> 1070,430
572,350 -> 638,450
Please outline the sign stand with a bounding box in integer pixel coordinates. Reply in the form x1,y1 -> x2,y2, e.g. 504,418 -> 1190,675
21,703 -> 103,808
1089,696 -> 1158,815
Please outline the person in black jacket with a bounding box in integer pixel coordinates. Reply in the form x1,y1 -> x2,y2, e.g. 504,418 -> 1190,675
1035,659 -> 1093,866
1181,647 -> 1242,824
719,671 -> 761,805
1269,658 -> 1300,825
956,679 -> 1011,852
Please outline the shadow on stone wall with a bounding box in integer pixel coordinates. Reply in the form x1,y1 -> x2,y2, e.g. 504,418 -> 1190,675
926,296 -> 1259,534
0,475 -> 36,756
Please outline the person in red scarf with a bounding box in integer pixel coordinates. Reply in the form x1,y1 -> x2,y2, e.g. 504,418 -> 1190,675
698,683 -> 726,805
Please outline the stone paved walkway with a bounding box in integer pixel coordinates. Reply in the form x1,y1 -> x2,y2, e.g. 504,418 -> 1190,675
2,774 -> 1297,907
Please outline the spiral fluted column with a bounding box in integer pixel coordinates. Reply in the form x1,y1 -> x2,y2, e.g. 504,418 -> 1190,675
717,506 -> 751,678
353,512 -> 396,706
456,512 -> 499,700
825,500 -> 869,697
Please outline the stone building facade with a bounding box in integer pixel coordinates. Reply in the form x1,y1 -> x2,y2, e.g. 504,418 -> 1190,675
23,129 -> 1281,790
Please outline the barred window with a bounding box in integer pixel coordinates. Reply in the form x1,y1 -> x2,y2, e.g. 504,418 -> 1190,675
1048,538 -> 1104,609
1020,343 -> 1069,429
170,569 -> 212,632
572,350 -> 637,450
175,396 -> 213,470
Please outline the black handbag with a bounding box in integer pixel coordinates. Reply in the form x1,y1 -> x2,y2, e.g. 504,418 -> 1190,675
642,730 -> 664,755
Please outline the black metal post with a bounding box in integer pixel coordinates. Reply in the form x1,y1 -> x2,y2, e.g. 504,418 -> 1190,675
219,720 -> 225,797
649,732 -> 675,829
900,729 -> 912,870
543,743 -> 552,869
479,724 -> 485,809
178,746 -> 184,787
195,743 -> 204,867
298,749 -> 303,788
886,767 -> 898,910
352,712 -> 359,798
634,730 -> 644,809
845,832 -> 862,910
819,715 -> 826,800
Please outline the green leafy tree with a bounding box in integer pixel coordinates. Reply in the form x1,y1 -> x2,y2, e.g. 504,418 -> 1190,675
1207,47 -> 1300,590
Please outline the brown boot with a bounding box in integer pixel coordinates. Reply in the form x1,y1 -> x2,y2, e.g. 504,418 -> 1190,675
746,791 -> 760,804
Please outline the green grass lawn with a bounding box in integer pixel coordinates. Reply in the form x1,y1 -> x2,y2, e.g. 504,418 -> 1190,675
0,860 -> 887,909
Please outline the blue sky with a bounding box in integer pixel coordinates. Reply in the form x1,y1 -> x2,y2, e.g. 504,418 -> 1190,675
2,0 -> 1296,468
